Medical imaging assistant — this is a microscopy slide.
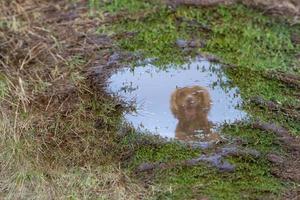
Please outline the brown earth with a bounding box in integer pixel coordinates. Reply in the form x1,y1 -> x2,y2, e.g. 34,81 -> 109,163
167,0 -> 300,18
253,121 -> 300,189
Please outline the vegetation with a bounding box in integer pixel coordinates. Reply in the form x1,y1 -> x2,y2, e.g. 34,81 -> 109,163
0,0 -> 299,199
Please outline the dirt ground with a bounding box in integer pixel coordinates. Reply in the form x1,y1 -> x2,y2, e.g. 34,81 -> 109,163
168,0 -> 300,17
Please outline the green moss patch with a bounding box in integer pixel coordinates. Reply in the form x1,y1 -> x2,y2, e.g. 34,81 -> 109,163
95,1 -> 299,199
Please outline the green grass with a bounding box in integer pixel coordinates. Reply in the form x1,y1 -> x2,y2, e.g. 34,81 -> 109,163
89,0 -> 159,17
108,7 -> 190,66
128,136 -> 283,199
95,1 -> 300,199
103,1 -> 300,129
102,0 -> 155,13
198,6 -> 298,71
225,67 -> 300,134
121,121 -> 287,199
105,3 -> 299,71
156,165 -> 281,200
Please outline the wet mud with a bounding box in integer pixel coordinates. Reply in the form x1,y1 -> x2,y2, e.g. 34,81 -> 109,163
137,146 -> 260,173
251,120 -> 300,183
250,96 -> 300,121
264,71 -> 300,89
166,0 -> 300,17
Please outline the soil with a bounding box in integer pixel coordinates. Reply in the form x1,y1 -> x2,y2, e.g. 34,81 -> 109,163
253,121 -> 300,184
137,146 -> 260,173
167,0 -> 300,17
264,71 -> 300,89
268,152 -> 300,182
251,96 -> 300,121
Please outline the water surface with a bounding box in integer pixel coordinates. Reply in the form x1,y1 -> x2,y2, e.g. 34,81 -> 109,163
107,58 -> 247,141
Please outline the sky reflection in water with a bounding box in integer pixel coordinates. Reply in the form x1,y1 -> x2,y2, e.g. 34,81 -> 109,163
107,58 -> 247,141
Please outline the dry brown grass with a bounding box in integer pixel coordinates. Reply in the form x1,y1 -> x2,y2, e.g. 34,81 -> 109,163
0,96 -> 148,199
0,0 -> 150,199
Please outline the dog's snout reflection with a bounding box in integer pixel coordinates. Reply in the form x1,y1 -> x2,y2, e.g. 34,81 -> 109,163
170,86 -> 221,142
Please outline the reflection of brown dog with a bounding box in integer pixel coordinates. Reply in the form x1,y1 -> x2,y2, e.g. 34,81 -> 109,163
170,86 -> 220,142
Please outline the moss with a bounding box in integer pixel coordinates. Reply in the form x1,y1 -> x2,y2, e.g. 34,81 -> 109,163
102,0 -> 157,13
130,139 -> 283,199
124,124 -> 285,199
224,67 -> 300,134
110,7 -> 191,66
103,3 -> 299,71
175,5 -> 299,71
226,67 -> 299,134
95,1 -> 299,199
133,142 -> 199,164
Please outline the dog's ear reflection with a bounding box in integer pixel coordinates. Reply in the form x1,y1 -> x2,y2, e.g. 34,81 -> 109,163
170,86 -> 218,141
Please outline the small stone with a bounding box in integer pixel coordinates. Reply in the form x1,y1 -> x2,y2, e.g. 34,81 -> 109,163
198,154 -> 235,172
176,39 -> 188,48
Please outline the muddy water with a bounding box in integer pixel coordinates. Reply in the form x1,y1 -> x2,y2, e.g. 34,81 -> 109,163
107,57 -> 247,142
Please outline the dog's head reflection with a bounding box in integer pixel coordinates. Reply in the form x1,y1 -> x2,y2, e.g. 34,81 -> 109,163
171,86 -> 215,141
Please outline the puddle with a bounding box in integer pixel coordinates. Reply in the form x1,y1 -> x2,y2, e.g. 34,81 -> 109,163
107,57 -> 247,142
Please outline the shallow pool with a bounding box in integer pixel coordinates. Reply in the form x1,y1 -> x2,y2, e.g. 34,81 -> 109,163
107,57 -> 247,141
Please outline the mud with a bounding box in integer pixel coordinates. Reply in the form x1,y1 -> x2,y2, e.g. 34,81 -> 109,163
166,0 -> 300,17
175,16 -> 212,32
264,71 -> 300,89
137,146 -> 260,172
250,96 -> 300,121
176,38 -> 206,49
252,121 -> 300,151
253,121 -> 300,183
268,152 -> 300,183
283,188 -> 300,200
291,33 -> 300,45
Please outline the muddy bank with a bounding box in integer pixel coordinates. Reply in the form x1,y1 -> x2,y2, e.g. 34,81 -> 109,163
137,146 -> 260,173
167,0 -> 300,17
250,96 -> 300,121
252,121 -> 300,183
264,71 -> 300,89
267,152 -> 300,183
